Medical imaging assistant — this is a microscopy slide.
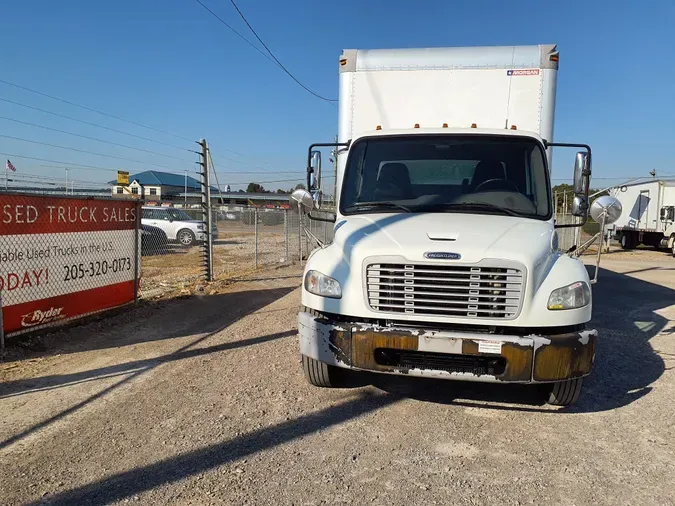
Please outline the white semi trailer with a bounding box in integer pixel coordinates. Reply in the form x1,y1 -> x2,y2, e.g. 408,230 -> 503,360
611,179 -> 675,255
294,44 -> 615,406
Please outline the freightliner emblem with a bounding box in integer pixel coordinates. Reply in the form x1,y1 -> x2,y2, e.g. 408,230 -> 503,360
424,252 -> 461,260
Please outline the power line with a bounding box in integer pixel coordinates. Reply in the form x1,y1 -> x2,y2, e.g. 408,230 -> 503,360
0,97 -> 193,152
0,78 -> 195,144
0,78 -> 296,166
1,152 -> 305,188
193,0 -> 278,65
194,0 -> 336,103
228,0 -> 337,103
0,152 -> 194,175
0,134 -> 184,171
0,116 -> 195,163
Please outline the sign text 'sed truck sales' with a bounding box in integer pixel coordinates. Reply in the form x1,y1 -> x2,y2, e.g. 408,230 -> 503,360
0,195 -> 138,334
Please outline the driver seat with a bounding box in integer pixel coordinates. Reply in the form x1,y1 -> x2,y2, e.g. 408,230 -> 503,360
471,160 -> 506,190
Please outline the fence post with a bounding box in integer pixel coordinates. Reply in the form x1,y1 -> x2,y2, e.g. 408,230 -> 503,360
284,209 -> 289,262
199,139 -> 214,281
134,200 -> 140,304
298,212 -> 302,262
0,293 -> 4,357
323,216 -> 327,244
254,207 -> 259,268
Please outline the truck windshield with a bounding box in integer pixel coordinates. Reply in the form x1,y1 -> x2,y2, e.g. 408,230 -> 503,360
340,135 -> 551,219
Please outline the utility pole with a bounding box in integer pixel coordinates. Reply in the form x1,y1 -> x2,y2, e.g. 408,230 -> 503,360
184,170 -> 188,206
65,167 -> 69,195
198,139 -> 214,281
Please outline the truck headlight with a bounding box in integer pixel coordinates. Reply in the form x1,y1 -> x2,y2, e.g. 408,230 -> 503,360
547,281 -> 591,310
304,270 -> 342,298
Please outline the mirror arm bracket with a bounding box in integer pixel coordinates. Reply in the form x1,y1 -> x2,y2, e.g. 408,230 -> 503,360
308,212 -> 337,223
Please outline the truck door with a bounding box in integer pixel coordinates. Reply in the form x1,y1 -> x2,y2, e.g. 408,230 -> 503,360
638,190 -> 650,228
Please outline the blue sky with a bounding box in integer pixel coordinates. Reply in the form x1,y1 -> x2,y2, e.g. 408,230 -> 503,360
1,0 -> 673,191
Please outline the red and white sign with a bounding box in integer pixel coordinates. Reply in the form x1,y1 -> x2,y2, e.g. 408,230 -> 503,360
0,195 -> 138,334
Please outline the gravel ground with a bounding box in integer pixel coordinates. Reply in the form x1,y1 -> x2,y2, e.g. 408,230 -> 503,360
0,253 -> 673,505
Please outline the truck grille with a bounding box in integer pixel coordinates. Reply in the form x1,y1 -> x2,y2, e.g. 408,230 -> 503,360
375,349 -> 506,376
366,262 -> 524,320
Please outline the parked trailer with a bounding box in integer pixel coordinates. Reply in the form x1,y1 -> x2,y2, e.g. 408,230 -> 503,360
611,179 -> 675,253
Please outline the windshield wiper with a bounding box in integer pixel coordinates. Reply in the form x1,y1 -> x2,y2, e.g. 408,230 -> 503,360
428,202 -> 524,217
345,201 -> 412,213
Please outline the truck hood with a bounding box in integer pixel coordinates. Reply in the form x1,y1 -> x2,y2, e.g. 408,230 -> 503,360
332,212 -> 554,269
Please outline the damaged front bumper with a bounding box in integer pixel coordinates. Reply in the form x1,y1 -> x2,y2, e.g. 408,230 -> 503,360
298,311 -> 597,383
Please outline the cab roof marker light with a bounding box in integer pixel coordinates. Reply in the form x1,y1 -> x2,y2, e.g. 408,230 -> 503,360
376,125 -> 382,130
442,123 -> 448,128
511,125 -> 517,130
414,123 -> 420,128
471,123 -> 477,128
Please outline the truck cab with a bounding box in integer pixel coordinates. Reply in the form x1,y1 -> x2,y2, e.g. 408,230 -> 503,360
296,45 -> 611,406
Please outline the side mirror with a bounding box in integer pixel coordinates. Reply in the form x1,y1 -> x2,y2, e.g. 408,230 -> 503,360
573,152 -> 590,196
290,189 -> 314,214
571,195 -> 588,217
310,151 -> 322,190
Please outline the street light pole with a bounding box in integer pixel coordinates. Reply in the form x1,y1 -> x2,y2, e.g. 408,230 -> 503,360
184,170 -> 188,205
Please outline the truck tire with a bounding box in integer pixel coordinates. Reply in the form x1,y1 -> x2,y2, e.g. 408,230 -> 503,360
672,238 -> 675,257
620,232 -> 635,250
548,378 -> 583,406
302,355 -> 344,387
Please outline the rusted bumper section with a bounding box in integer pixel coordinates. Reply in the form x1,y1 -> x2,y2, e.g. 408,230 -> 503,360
298,311 -> 596,383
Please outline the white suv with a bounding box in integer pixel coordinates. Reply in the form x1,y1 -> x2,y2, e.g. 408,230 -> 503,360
141,207 -> 214,247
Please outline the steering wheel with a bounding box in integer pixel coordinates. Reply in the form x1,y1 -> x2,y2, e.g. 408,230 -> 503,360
474,178 -> 520,193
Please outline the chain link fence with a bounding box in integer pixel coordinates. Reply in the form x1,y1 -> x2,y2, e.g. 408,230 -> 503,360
136,205 -> 211,297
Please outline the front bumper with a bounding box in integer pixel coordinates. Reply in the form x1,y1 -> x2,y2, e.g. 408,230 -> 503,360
298,311 -> 597,384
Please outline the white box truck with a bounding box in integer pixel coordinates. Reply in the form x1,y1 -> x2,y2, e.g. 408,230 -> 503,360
611,179 -> 675,254
295,45 -> 608,406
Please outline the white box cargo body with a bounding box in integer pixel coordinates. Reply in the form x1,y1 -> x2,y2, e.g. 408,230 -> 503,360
612,179 -> 675,250
337,45 -> 558,174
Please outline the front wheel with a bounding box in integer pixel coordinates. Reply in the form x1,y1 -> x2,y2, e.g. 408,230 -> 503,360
302,355 -> 345,388
177,228 -> 196,247
548,378 -> 584,406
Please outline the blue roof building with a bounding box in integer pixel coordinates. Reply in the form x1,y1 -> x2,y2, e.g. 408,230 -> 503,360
110,170 -> 217,200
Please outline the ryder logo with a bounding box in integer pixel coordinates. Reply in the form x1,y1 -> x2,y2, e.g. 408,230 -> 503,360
21,307 -> 65,328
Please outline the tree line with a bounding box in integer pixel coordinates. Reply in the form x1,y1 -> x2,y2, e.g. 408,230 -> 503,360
245,182 -> 306,194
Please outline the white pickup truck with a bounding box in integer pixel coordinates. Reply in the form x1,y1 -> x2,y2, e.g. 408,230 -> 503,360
294,44 -> 617,406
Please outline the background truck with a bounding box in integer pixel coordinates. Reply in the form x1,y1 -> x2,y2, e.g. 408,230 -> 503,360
295,44 -> 617,406
610,179 -> 675,254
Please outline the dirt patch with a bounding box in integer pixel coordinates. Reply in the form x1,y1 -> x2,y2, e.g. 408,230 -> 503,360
0,259 -> 673,506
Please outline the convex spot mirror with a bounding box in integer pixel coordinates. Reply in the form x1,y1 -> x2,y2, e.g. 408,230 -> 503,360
291,189 -> 314,214
590,196 -> 622,225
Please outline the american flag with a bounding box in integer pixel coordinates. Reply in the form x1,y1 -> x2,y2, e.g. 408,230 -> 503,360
6,159 -> 16,172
